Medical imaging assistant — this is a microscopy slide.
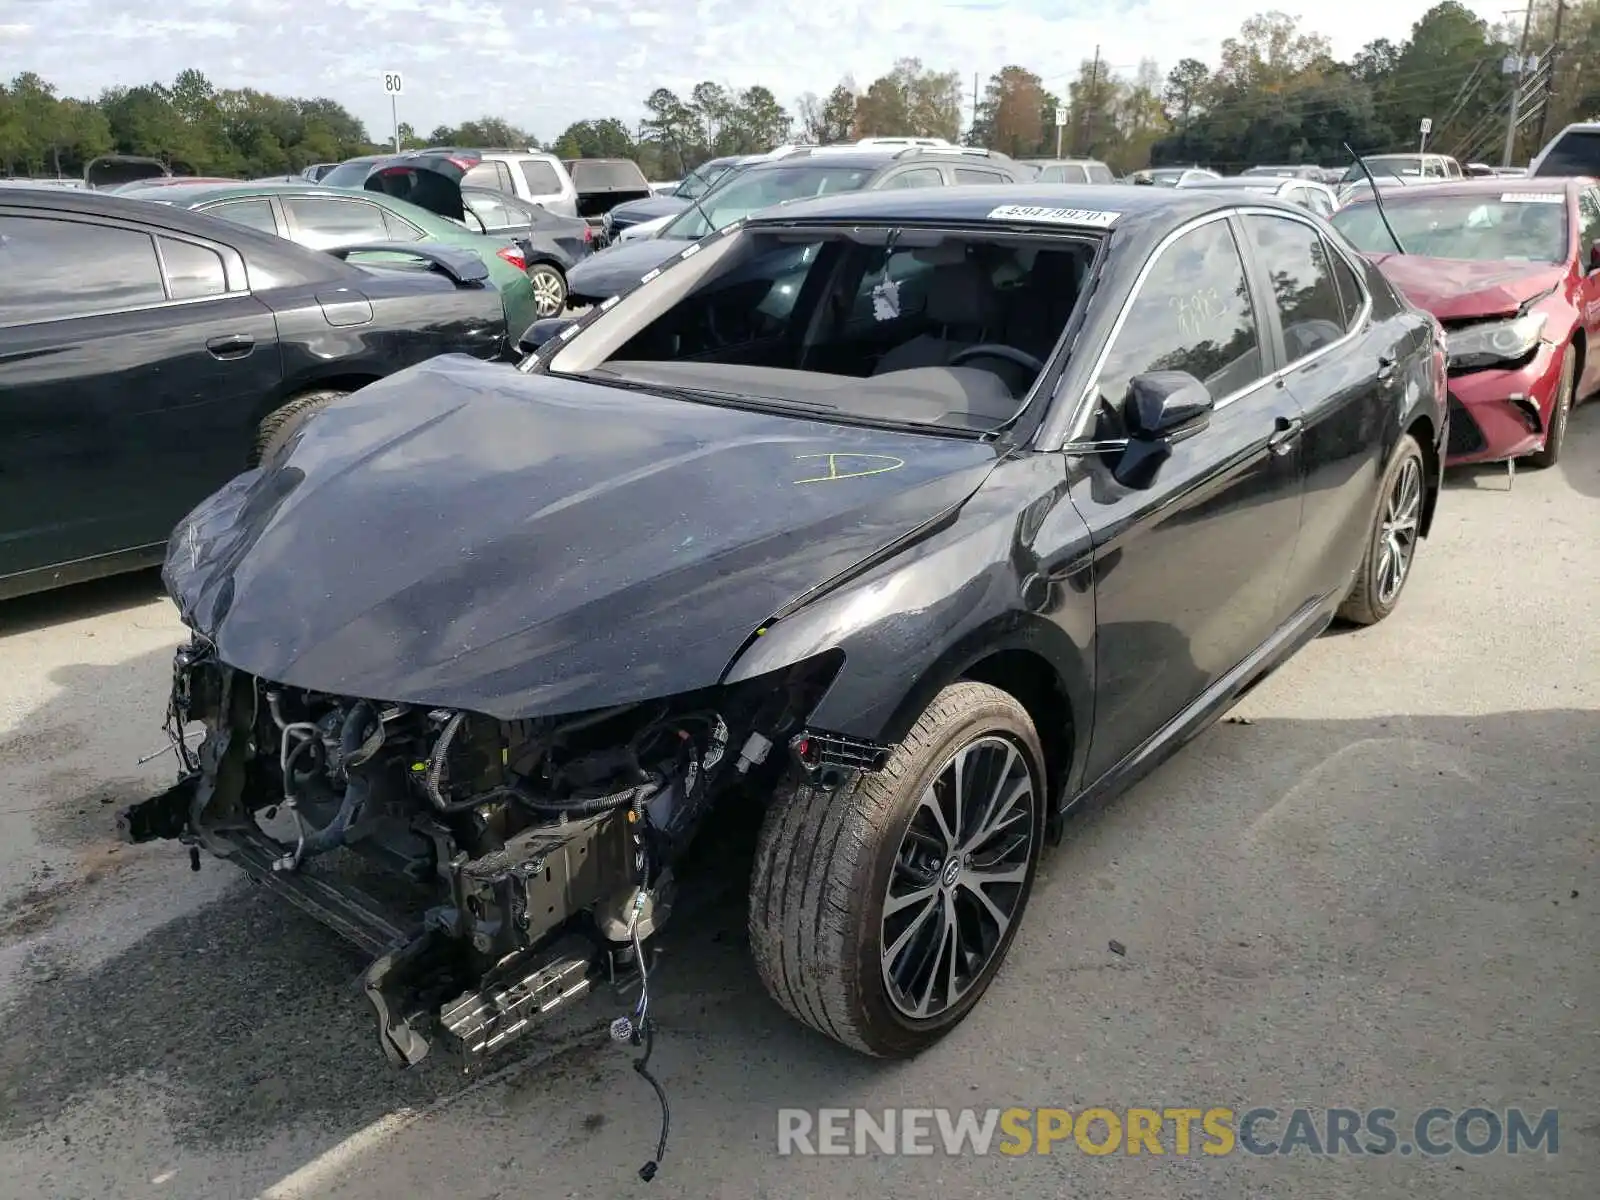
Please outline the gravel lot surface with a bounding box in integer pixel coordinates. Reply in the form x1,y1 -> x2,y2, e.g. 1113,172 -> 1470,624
0,409 -> 1595,1199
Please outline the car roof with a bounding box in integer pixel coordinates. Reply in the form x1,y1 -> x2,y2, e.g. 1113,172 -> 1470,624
745,182 -> 1234,231
117,180 -> 360,205
1019,157 -> 1103,165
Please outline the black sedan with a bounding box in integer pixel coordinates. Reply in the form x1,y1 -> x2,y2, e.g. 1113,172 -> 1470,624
125,185 -> 1446,1077
459,184 -> 595,265
0,187 -> 507,601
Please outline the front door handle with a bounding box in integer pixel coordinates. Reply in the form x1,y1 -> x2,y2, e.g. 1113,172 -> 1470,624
206,334 -> 255,360
1267,415 -> 1303,455
1376,352 -> 1398,380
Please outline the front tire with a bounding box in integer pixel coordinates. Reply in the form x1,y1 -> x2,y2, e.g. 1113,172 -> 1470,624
1338,432 -> 1425,626
749,682 -> 1045,1057
1525,343 -> 1574,469
250,389 -> 348,467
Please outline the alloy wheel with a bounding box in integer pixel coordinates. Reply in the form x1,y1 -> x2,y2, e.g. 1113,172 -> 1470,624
1375,455 -> 1422,606
530,269 -> 566,318
880,735 -> 1037,1019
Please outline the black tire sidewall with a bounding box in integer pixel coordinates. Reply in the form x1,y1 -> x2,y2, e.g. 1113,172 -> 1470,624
847,692 -> 1047,1056
1358,434 -> 1425,621
1539,346 -> 1574,465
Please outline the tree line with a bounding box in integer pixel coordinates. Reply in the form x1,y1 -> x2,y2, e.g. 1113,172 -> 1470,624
3,4 -> 1597,182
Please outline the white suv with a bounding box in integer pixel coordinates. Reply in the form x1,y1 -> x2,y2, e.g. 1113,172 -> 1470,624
320,149 -> 580,217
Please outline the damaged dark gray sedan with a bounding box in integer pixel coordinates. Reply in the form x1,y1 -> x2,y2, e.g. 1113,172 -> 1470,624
124,186 -> 1447,1075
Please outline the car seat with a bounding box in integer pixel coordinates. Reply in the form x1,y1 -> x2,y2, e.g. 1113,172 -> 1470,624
871,261 -> 1002,374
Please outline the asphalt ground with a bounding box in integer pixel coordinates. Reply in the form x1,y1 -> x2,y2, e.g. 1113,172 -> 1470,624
0,405 -> 1595,1199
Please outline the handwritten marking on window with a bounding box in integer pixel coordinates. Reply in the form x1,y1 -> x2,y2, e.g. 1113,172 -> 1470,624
793,453 -> 907,484
1171,287 -> 1227,339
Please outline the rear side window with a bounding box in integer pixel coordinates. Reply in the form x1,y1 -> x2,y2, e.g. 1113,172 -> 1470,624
955,168 -> 1007,184
0,215 -> 166,324
1039,164 -> 1089,183
381,210 -> 424,241
158,236 -> 228,300
202,198 -> 278,235
519,159 -> 564,194
284,197 -> 390,248
1327,244 -> 1368,327
1242,214 -> 1349,363
1535,130 -> 1600,177
1087,164 -> 1114,183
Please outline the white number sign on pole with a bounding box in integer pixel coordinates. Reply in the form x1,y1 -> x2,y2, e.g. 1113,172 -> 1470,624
383,72 -> 404,96
1419,117 -> 1433,135
1055,108 -> 1067,127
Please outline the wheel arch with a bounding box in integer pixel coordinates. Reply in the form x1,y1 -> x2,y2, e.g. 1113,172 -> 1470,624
250,372 -> 383,432
1405,412 -> 1440,537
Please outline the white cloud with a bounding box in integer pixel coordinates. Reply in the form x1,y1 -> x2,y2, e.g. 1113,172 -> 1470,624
16,0 -> 1514,144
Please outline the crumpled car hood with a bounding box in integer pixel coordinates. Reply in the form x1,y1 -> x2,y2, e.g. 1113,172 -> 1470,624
165,355 -> 998,718
1365,252 -> 1567,321
565,237 -> 687,299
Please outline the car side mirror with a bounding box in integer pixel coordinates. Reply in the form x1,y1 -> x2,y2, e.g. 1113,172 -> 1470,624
1113,370 -> 1215,489
517,317 -> 579,355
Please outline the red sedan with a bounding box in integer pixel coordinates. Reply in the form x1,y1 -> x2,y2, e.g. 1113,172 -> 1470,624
1330,177 -> 1592,468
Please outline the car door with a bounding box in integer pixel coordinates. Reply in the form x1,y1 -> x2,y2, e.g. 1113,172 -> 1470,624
0,209 -> 281,583
1244,211 -> 1400,613
1064,213 -> 1305,782
1573,187 -> 1600,395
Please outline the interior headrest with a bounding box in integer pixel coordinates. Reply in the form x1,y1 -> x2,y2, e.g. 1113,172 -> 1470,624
925,261 -> 1001,327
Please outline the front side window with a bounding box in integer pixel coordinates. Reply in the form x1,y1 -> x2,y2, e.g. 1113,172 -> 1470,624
1242,215 -> 1348,364
955,168 -> 1007,184
1534,130 -> 1600,177
1096,218 -> 1264,405
677,161 -> 735,199
661,165 -> 879,240
1088,164 -> 1114,184
201,198 -> 278,235
883,168 -> 944,189
0,215 -> 167,324
284,197 -> 390,248
1332,192 -> 1568,263
1579,189 -> 1600,261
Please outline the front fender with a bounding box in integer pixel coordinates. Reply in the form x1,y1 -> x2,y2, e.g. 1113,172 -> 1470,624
721,456 -> 1095,776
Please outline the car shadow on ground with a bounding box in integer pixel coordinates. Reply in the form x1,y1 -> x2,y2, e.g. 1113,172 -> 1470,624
0,569 -> 166,640
0,636 -> 1595,1197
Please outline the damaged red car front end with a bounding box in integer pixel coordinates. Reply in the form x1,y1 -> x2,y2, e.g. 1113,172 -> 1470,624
1332,178 -> 1597,468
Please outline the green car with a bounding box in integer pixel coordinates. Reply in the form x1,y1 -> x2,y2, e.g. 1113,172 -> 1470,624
120,180 -> 545,339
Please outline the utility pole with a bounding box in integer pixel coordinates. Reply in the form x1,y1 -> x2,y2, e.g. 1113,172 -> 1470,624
1082,45 -> 1101,156
972,72 -> 979,144
1534,0 -> 1566,152
1502,0 -> 1536,167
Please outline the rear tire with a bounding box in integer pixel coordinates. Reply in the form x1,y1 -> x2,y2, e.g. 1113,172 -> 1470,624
1525,343 -> 1574,469
528,264 -> 567,318
1338,433 -> 1425,626
250,389 -> 348,466
748,682 -> 1045,1057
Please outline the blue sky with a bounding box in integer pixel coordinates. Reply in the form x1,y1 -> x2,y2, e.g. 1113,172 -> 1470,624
0,0 -> 1511,144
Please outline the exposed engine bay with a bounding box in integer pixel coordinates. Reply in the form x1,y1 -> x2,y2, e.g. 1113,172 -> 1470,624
118,635 -> 865,1098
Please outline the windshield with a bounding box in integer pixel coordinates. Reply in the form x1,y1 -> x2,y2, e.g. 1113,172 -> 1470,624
541,226 -> 1099,433
321,160 -> 383,189
1341,156 -> 1425,183
676,160 -> 737,200
660,165 -> 880,240
1533,129 -> 1600,177
569,160 -> 648,190
1331,192 -> 1568,262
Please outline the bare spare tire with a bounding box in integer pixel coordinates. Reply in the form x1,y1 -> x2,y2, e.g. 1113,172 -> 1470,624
250,389 -> 349,466
748,681 -> 1046,1057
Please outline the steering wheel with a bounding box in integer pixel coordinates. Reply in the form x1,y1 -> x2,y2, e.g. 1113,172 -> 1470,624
948,344 -> 1047,375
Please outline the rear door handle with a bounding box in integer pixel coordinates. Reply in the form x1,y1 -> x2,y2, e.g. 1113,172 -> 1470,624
1267,416 -> 1303,455
1377,352 -> 1398,380
206,334 -> 254,360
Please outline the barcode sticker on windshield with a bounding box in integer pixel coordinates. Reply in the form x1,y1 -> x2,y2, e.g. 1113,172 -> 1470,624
1502,192 -> 1564,203
987,204 -> 1120,227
